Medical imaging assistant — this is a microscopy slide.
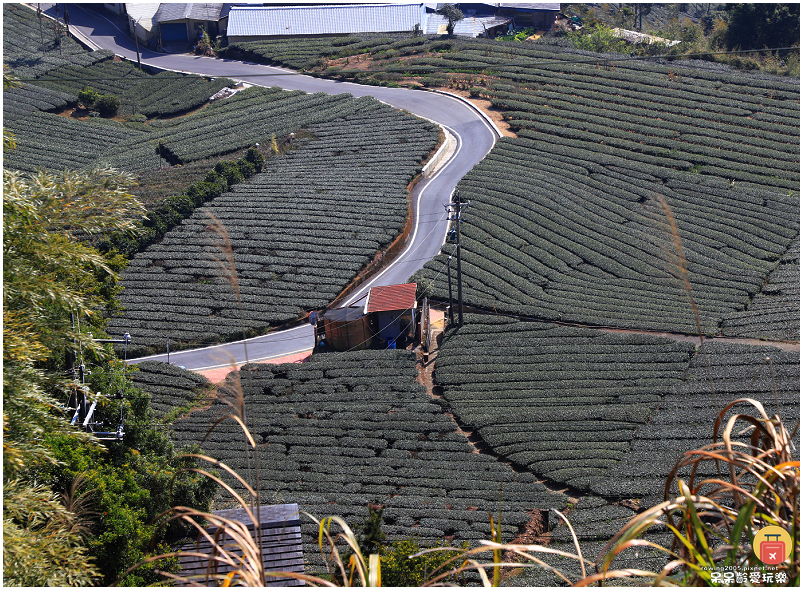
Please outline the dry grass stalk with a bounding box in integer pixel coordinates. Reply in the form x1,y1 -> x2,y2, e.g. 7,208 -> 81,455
589,398 -> 798,586
655,194 -> 718,413
59,474 -> 99,540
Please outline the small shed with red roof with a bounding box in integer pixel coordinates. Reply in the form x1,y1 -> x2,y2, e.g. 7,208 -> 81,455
364,283 -> 418,348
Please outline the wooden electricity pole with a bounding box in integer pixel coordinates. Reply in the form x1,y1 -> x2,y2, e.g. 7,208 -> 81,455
446,188 -> 469,327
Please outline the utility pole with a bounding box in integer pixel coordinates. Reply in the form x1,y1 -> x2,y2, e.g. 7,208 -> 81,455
67,332 -> 131,442
445,188 -> 469,327
55,4 -> 62,56
37,4 -> 45,57
133,17 -> 143,70
446,255 -> 454,324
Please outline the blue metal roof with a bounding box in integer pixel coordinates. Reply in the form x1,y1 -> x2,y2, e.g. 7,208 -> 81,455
227,3 -> 427,37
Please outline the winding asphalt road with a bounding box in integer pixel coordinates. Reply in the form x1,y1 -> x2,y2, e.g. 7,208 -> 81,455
56,4 -> 500,372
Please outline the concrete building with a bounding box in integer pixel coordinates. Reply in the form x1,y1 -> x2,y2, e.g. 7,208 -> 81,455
153,3 -> 230,43
125,3 -> 160,44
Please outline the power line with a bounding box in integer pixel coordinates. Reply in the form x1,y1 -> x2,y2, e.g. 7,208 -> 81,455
14,45 -> 800,84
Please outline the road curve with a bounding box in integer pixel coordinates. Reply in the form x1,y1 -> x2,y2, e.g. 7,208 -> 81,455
59,4 -> 499,371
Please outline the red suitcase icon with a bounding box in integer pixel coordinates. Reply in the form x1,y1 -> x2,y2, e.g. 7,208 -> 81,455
760,534 -> 786,565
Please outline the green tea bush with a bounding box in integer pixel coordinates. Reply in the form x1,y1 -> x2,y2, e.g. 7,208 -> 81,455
95,94 -> 120,118
169,351 -> 566,571
434,316 -> 695,490
214,159 -> 244,187
97,151 -> 256,257
109,105 -> 439,353
244,147 -> 265,171
78,86 -> 99,109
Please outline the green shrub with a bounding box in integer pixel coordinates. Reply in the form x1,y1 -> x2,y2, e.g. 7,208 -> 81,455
215,160 -> 244,187
187,176 -> 227,206
96,94 -> 120,117
78,86 -> 99,109
567,23 -> 631,54
244,147 -> 265,172
129,113 -> 147,123
164,195 -> 194,216
381,538 -> 469,586
413,275 -> 434,300
336,504 -> 469,587
238,159 -> 256,179
203,169 -> 221,184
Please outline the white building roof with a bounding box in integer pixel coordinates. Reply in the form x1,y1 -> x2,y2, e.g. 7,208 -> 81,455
425,13 -> 512,37
496,3 -> 561,11
227,3 -> 426,37
125,3 -> 160,31
154,3 -> 226,23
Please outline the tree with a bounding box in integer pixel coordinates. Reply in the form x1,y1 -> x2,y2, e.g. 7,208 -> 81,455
723,4 -> 800,50
633,3 -> 652,32
78,86 -> 100,109
3,479 -> 101,586
96,93 -> 120,117
613,5 -> 634,29
3,166 -> 145,474
3,167 -> 146,585
568,23 -> 632,54
437,3 -> 464,36
37,378 -> 218,586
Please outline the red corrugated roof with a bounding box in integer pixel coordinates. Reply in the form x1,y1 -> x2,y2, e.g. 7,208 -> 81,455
366,283 -> 417,314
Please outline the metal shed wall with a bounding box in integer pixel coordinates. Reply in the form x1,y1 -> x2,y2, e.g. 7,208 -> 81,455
178,503 -> 304,586
323,307 -> 372,352
227,3 -> 426,39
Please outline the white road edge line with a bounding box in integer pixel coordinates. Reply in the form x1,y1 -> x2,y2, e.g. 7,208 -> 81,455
130,323 -> 311,362
343,123 -> 464,307
432,90 -> 504,138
